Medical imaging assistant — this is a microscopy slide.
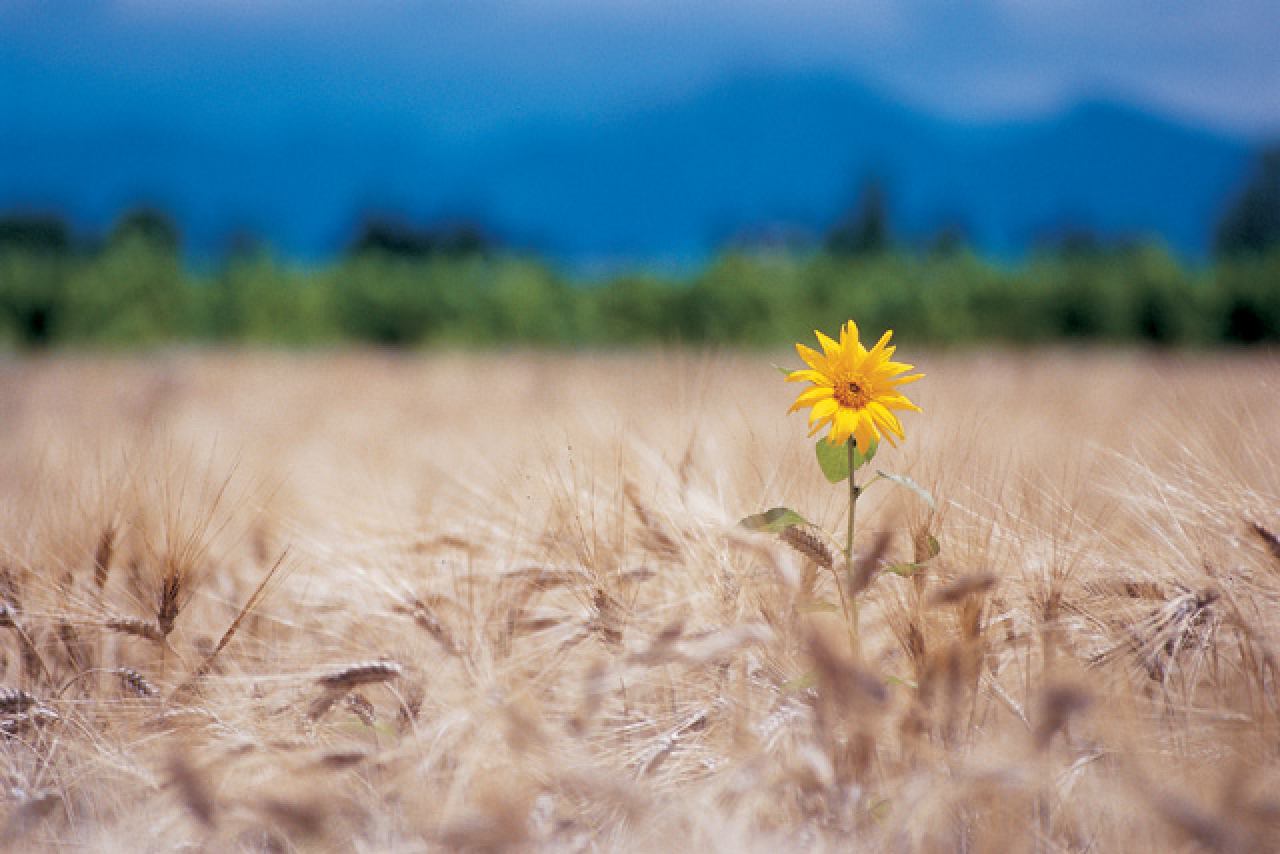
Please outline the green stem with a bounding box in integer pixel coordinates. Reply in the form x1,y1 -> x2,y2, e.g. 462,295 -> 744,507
845,438 -> 862,657
845,439 -> 857,564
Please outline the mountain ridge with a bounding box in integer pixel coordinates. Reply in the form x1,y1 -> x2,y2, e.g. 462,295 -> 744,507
0,69 -> 1256,264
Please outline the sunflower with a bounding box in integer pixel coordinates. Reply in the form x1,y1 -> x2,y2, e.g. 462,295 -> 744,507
787,321 -> 923,448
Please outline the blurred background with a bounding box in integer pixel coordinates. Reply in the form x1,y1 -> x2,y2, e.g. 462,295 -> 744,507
1,0 -> 1278,349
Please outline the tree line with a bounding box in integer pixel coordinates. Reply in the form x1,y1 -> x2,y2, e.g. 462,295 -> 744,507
1,148 -> 1277,350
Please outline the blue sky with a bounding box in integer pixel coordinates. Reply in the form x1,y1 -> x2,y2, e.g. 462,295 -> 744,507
3,0 -> 1278,138
0,1 -> 1273,262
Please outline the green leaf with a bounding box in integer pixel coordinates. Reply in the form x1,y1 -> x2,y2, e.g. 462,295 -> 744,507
797,600 -> 840,614
883,562 -> 926,578
875,471 -> 936,509
739,506 -> 808,533
815,437 -> 878,483
814,439 -> 850,483
926,534 -> 941,558
884,674 -> 919,690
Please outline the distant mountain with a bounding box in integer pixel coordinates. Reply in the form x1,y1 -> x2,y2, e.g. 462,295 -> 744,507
0,70 -> 1256,264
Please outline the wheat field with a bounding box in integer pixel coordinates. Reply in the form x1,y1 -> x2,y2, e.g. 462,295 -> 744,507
1,349 -> 1278,851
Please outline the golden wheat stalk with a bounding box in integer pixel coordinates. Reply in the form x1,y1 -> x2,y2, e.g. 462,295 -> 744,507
92,523 -> 117,591
104,616 -> 166,644
778,525 -> 835,570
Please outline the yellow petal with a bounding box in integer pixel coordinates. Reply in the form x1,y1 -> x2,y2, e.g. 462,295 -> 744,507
808,412 -> 835,438
867,329 -> 894,360
854,414 -> 880,451
875,392 -> 922,412
823,411 -> 846,444
815,330 -> 840,359
796,343 -> 828,373
867,402 -> 905,438
808,397 -> 839,423
787,387 -> 834,413
786,369 -> 834,386
889,373 -> 924,386
840,320 -> 859,350
869,365 -> 911,385
834,407 -> 860,440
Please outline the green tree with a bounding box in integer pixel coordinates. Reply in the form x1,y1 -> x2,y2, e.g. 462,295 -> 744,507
0,214 -> 76,346
826,179 -> 891,256
212,250 -> 339,344
680,253 -> 798,345
1213,251 -> 1280,344
110,207 -> 181,254
61,243 -> 184,345
0,250 -> 69,346
482,260 -> 576,345
0,214 -> 73,254
61,217 -> 188,345
1215,147 -> 1280,257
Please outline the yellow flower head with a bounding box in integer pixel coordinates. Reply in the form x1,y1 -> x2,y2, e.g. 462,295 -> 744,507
787,320 -> 923,448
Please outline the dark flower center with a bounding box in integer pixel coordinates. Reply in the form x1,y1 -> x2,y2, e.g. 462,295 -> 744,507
834,378 -> 870,409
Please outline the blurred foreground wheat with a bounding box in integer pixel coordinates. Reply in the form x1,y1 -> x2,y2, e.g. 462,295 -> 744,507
0,350 -> 1278,851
